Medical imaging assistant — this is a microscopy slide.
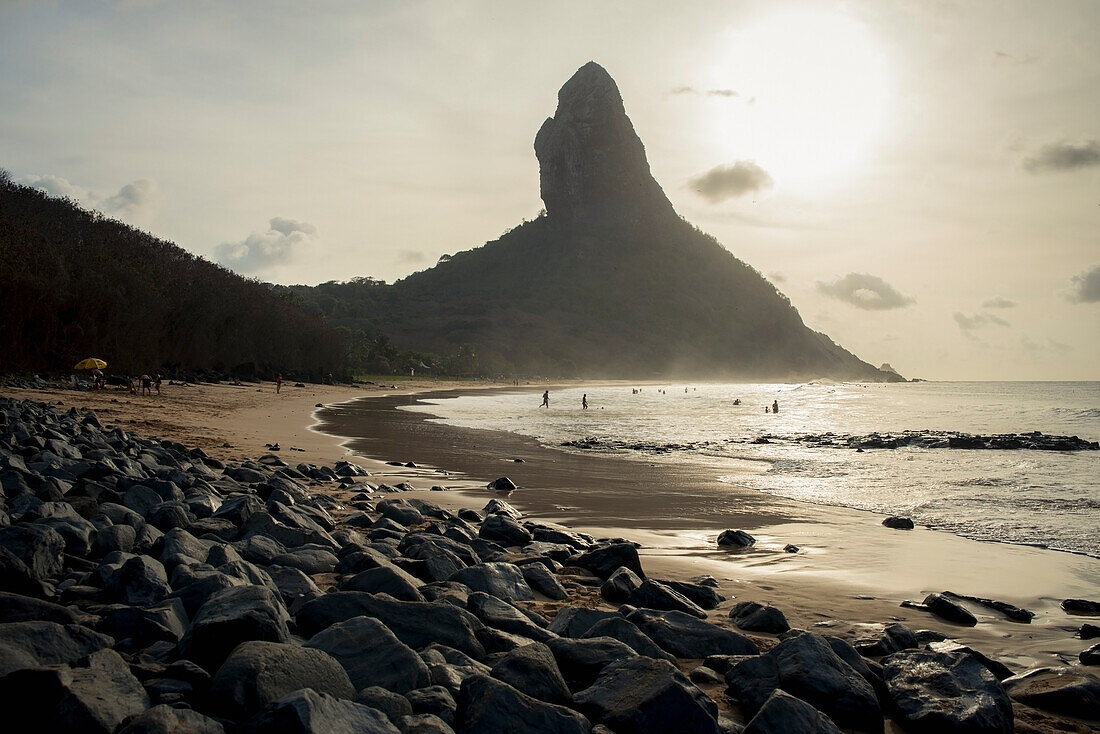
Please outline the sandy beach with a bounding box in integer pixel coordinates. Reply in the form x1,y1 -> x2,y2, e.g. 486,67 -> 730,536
4,378 -> 1098,676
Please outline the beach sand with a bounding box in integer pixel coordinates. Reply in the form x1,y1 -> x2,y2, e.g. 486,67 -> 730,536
5,379 -> 1098,674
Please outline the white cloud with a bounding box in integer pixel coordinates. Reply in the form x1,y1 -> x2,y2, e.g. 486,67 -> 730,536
1067,264 -> 1100,303
214,217 -> 317,274
817,273 -> 916,310
102,178 -> 159,218
20,174 -> 89,201
953,312 -> 1011,331
981,296 -> 1017,309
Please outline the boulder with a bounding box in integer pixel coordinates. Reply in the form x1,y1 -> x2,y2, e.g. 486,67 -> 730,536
572,543 -> 644,580
1082,642 -> 1100,665
400,713 -> 456,734
305,615 -> 430,694
454,674 -> 590,734
521,562 -> 569,600
1002,666 -> 1100,721
208,640 -> 355,720
116,704 -> 226,734
267,565 -> 323,609
92,523 -> 137,556
449,562 -> 534,602
716,529 -> 755,547
657,579 -> 724,610
548,607 -> 622,638
573,655 -> 718,734
342,565 -> 425,602
882,649 -> 1012,733
269,548 -> 338,575
105,554 -> 171,606
0,523 -> 65,580
626,608 -> 757,658
485,477 -> 517,492
356,686 -> 413,725
491,641 -> 572,705
628,579 -> 707,618
244,688 -> 401,733
296,593 -> 485,659
743,689 -> 842,734
882,516 -> 914,530
377,499 -> 424,526
1062,598 -> 1100,615
467,592 -> 552,642
853,622 -> 918,657
98,598 -> 189,646
580,617 -> 675,663
600,566 -> 642,604
923,592 -> 978,626
0,620 -> 112,675
405,685 -> 457,724
729,601 -> 790,634
0,590 -> 79,624
178,584 -> 291,671
547,636 -> 641,691
479,514 -> 532,547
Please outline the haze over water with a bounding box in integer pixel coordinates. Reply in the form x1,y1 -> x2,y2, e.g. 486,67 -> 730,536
404,381 -> 1100,557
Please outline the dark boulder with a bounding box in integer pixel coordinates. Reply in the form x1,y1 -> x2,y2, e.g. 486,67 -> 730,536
729,601 -> 790,634
882,649 -> 1012,733
581,617 -> 675,663
400,713 -> 456,733
105,554 -> 171,606
377,499 -> 424,526
305,615 -> 430,694
522,562 -> 569,600
923,592 -> 978,626
269,547 -> 338,575
491,641 -> 572,705
1082,642 -> 1100,665
572,543 -> 644,580
600,566 -> 642,604
454,674 -> 590,734
92,523 -> 137,556
882,516 -> 914,530
116,704 -> 226,734
244,688 -> 401,733
342,565 -> 425,602
626,608 -> 757,658
478,514 -> 532,547
178,584 -> 290,671
853,622 -> 918,657
0,620 -> 112,675
449,562 -> 534,602
1002,666 -> 1100,721
98,598 -> 189,647
546,635 -> 640,692
355,686 -> 413,725
405,685 -> 457,724
485,477 -> 517,492
1063,598 -> 1100,615
716,529 -> 755,548
657,579 -> 724,610
208,640 -> 355,721
743,689 -> 842,734
573,655 -> 718,734
548,606 -> 621,638
0,523 -> 65,580
467,591 -> 553,642
628,579 -> 707,618
0,590 -> 79,624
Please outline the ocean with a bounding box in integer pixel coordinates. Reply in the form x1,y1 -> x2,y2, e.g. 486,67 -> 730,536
401,381 -> 1100,558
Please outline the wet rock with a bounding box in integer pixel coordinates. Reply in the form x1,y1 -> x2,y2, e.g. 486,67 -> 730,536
548,606 -> 621,638
208,640 -> 355,721
478,514 -> 532,547
717,529 -> 755,548
923,592 -> 978,626
926,641 -> 1015,681
521,562 -> 569,600
449,562 -> 534,602
305,615 -> 430,694
1082,642 -> 1100,665
546,635 -> 640,692
657,579 -> 724,610
743,689 -> 841,734
1077,623 -> 1100,639
454,673 -> 590,734
1002,666 -> 1100,721
580,617 -> 675,663
467,591 -> 552,642
626,608 -> 757,658
178,584 -> 290,671
267,564 -> 322,609
0,620 -> 112,675
486,477 -> 517,492
269,547 -> 338,575
600,566 -> 642,604
729,601 -> 790,634
1062,598 -> 1100,615
342,565 -> 426,602
882,649 -> 1012,733
377,499 -> 424,526
853,622 -> 918,657
105,554 -> 171,606
491,641 -> 572,705
724,632 -> 880,732
297,593 -> 485,659
244,688 -> 400,733
882,516 -> 914,530
116,704 -> 226,734
572,543 -> 644,580
628,579 -> 707,618
941,592 -> 1033,623
574,655 -> 718,734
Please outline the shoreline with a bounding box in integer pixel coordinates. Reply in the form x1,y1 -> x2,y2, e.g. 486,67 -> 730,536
3,380 -> 1098,672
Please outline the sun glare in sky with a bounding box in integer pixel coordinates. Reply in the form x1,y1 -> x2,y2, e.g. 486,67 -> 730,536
709,9 -> 893,191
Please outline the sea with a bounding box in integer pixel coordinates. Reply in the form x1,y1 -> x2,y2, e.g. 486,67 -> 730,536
401,381 -> 1100,558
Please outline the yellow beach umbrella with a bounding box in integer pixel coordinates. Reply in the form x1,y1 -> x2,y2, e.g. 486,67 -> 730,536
74,358 -> 107,370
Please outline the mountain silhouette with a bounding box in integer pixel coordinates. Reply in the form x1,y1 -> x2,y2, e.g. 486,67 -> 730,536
298,62 -> 899,381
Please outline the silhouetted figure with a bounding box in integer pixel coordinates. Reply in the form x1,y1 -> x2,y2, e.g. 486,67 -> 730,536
772,400 -> 779,414
140,374 -> 152,396
154,372 -> 162,396
765,405 -> 770,413
276,373 -> 282,394
733,398 -> 741,405
582,394 -> 588,409
541,390 -> 549,408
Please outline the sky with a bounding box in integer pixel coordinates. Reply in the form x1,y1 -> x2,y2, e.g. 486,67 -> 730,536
2,0 -> 1097,381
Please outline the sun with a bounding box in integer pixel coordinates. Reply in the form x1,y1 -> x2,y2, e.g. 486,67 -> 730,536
704,8 -> 893,192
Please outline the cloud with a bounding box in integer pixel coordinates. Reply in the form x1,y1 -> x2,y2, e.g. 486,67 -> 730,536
20,174 -> 89,200
669,86 -> 739,98
1023,140 -> 1100,173
707,89 -> 738,97
1021,336 -> 1072,354
953,312 -> 1011,331
768,271 -> 787,283
101,178 -> 158,218
981,296 -> 1017,309
816,273 -> 916,310
994,50 -> 1037,65
214,217 -> 317,273
1067,263 -> 1100,303
689,161 -> 773,202
669,85 -> 696,95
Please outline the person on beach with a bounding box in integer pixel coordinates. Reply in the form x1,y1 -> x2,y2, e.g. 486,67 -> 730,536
154,372 -> 162,396
582,394 -> 588,409
276,373 -> 282,394
772,400 -> 779,414
140,374 -> 152,396
540,390 -> 549,408
765,405 -> 770,413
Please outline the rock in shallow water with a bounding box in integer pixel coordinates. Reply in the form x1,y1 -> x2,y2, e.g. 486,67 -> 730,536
716,529 -> 755,548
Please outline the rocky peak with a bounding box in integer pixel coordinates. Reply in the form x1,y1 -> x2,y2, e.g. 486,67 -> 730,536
534,62 -> 676,226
